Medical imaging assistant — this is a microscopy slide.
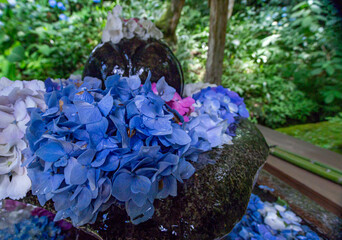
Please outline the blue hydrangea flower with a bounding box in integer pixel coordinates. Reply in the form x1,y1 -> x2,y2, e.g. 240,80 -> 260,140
93,0 -> 101,3
227,193 -> 321,240
58,14 -> 68,21
192,86 -> 249,136
258,185 -> 275,192
57,2 -> 66,11
0,215 -> 65,240
25,75 -> 199,226
49,0 -> 57,8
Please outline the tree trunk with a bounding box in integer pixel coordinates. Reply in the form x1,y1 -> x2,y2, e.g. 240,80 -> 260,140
228,0 -> 235,19
204,0 -> 229,85
156,0 -> 185,45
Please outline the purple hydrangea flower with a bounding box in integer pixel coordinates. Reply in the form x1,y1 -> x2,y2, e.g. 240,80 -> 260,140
192,86 -> 249,136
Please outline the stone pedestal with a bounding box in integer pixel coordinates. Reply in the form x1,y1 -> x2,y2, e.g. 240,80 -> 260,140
21,119 -> 269,239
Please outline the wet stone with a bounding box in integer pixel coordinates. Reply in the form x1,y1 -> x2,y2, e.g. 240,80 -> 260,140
82,38 -> 184,94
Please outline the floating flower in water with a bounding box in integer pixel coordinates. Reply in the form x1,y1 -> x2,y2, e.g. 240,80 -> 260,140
227,193 -> 321,240
0,78 -> 46,200
258,184 -> 275,192
31,207 -> 72,231
192,86 -> 249,136
264,211 -> 286,231
0,216 -> 65,240
0,200 -> 67,239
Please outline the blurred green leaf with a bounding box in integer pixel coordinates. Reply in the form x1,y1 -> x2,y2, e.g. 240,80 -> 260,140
7,45 -> 25,63
292,1 -> 308,11
310,68 -> 323,76
302,16 -> 313,28
325,94 -> 334,104
2,60 -> 16,80
38,45 -> 54,56
325,65 -> 335,76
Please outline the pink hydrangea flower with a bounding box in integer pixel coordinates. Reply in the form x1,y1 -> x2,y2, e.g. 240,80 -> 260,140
151,82 -> 195,122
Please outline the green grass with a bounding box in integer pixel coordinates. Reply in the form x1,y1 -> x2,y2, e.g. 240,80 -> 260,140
276,121 -> 342,154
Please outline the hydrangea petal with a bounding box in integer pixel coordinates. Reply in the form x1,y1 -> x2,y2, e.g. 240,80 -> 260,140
98,92 -> 113,116
74,101 -> 102,124
77,149 -> 96,165
0,110 -> 14,128
75,187 -> 92,211
156,77 -> 176,101
179,160 -> 195,180
131,175 -> 151,194
165,128 -> 191,145
0,175 -> 9,199
7,171 -> 32,200
112,172 -> 133,201
126,75 -> 141,90
64,158 -> 88,185
126,199 -> 154,225
36,142 -> 65,162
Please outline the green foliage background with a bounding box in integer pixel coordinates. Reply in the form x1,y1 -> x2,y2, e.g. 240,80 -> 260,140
1,0 -> 341,131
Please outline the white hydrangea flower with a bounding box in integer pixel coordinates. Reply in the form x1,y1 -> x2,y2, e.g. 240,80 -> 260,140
286,224 -> 302,232
149,25 -> 163,40
0,77 -> 46,200
102,5 -> 163,44
264,211 -> 286,231
124,19 -> 138,39
281,210 -> 302,225
183,82 -> 218,97
133,23 -> 146,39
258,201 -> 277,216
102,5 -> 123,44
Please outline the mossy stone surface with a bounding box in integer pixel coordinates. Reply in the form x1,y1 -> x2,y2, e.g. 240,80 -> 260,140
277,121 -> 342,154
21,119 -> 268,239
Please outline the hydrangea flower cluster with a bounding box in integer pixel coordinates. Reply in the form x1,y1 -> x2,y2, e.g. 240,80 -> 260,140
152,82 -> 195,122
0,77 -> 46,200
31,207 -> 72,231
192,86 -> 249,136
48,0 -> 65,11
48,1 -> 69,21
227,191 -> 321,240
0,199 -> 70,239
24,74 -> 210,226
0,215 -> 65,240
102,5 -> 163,44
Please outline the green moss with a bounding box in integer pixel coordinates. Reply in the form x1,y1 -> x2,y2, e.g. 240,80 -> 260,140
276,121 -> 342,154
